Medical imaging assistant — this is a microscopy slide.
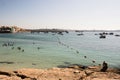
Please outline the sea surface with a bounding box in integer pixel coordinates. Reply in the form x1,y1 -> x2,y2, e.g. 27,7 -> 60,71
0,31 -> 120,70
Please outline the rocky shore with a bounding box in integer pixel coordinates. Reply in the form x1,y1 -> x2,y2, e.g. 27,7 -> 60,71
0,65 -> 119,80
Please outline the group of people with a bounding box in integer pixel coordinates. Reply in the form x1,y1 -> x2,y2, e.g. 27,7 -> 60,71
2,42 -> 14,47
2,41 -> 25,52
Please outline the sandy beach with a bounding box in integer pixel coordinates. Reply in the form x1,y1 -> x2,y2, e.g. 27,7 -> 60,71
0,65 -> 119,80
1,0 -> 120,79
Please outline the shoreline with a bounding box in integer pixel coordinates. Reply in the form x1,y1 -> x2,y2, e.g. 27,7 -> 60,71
0,65 -> 119,80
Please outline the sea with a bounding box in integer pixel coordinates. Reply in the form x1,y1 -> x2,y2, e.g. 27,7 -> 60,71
0,31 -> 120,70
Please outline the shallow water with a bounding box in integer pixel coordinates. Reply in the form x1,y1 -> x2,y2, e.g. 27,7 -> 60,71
0,31 -> 120,70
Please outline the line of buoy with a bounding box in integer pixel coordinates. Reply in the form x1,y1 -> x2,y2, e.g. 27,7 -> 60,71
55,36 -> 99,65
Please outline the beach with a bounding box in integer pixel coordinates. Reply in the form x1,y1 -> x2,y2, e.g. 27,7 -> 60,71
1,0 -> 120,79
0,65 -> 119,80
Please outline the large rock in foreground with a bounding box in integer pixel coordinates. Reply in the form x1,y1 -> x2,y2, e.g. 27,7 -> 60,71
0,67 -> 119,80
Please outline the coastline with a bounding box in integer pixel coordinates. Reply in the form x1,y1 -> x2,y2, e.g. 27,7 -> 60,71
0,27 -> 120,80
0,65 -> 119,80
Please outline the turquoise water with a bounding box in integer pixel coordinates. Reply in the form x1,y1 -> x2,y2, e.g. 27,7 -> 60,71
0,32 -> 120,70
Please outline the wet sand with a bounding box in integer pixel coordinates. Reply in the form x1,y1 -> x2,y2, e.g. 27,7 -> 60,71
0,65 -> 119,80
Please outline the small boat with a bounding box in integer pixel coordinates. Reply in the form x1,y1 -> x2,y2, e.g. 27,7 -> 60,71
99,32 -> 108,35
77,33 -> 84,36
115,34 -> 120,37
99,35 -> 106,38
109,32 -> 114,35
94,33 -> 99,35
58,32 -> 64,35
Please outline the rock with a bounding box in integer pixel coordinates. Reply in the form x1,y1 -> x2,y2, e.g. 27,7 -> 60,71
84,70 -> 94,76
0,71 -> 15,76
68,65 -> 79,69
16,73 -> 29,79
73,70 -> 80,74
0,67 -> 119,80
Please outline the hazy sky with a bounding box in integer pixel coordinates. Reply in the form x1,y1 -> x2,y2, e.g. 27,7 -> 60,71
0,0 -> 120,30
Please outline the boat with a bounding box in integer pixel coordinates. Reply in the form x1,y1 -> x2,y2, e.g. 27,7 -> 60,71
115,34 -> 120,37
109,32 -> 114,35
77,33 -> 84,36
99,35 -> 106,38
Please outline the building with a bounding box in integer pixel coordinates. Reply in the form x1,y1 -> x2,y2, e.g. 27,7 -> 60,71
0,26 -> 12,33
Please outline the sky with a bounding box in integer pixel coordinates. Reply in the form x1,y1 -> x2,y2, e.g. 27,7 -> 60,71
0,0 -> 120,30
